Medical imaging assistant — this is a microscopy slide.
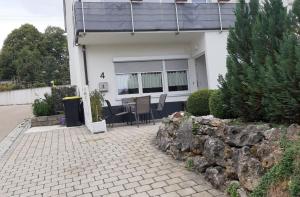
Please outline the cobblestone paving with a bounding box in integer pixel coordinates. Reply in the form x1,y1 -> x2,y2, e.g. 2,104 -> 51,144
0,125 -> 225,197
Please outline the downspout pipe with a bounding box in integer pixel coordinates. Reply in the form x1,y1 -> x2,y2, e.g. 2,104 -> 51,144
82,45 -> 89,85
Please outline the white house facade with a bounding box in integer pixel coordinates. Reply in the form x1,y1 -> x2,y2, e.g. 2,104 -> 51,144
63,0 -> 236,129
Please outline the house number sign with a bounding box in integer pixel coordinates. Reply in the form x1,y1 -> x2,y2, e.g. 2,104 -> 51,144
100,72 -> 105,79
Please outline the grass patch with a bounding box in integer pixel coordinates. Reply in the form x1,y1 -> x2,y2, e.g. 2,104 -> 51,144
185,158 -> 194,171
226,182 -> 240,197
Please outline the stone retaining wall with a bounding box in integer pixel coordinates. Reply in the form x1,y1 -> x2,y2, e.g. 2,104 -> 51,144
31,114 -> 64,127
156,112 -> 299,195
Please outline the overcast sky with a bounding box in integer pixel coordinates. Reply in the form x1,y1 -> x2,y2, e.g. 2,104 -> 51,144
0,0 -> 64,49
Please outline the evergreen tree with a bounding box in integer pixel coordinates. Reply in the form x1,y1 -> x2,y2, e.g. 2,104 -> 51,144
246,0 -> 291,121
219,0 -> 259,119
264,34 -> 300,123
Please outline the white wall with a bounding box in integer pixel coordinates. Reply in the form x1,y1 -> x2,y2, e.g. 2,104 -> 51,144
85,43 -> 197,106
0,87 -> 51,106
204,31 -> 229,89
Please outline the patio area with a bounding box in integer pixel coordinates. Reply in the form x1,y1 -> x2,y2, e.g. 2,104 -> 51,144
0,124 -> 225,197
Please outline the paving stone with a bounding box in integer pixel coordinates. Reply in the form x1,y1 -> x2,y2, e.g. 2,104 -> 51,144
192,191 -> 214,197
164,184 -> 182,193
119,188 -> 136,196
151,181 -> 168,189
0,125 -> 224,197
135,184 -> 152,193
177,188 -> 197,196
161,192 -> 181,197
131,192 -> 150,197
147,188 -> 165,196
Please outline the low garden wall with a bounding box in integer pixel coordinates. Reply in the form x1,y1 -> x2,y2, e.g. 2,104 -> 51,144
156,112 -> 300,195
31,114 -> 64,127
0,87 -> 51,105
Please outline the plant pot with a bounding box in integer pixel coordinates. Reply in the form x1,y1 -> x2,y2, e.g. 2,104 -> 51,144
89,120 -> 107,134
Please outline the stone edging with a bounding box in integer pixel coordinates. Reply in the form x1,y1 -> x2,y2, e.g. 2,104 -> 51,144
0,120 -> 31,158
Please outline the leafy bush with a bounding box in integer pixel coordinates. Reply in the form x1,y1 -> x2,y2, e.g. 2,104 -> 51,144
51,86 -> 77,113
186,89 -> 214,116
0,83 -> 17,92
209,89 -> 227,118
32,94 -> 55,116
90,90 -> 104,122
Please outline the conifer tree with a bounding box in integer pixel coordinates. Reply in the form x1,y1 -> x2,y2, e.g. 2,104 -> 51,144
245,0 -> 291,121
219,0 -> 259,119
264,34 -> 300,123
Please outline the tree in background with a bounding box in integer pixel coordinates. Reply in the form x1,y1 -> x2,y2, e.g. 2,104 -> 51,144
41,26 -> 70,85
0,24 -> 70,88
0,24 -> 42,80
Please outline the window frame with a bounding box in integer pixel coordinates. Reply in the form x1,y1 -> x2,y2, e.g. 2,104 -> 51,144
166,70 -> 189,92
141,71 -> 164,94
116,73 -> 140,95
115,58 -> 190,99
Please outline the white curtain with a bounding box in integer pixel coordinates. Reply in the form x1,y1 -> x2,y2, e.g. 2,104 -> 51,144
141,72 -> 162,88
117,74 -> 138,90
167,71 -> 188,86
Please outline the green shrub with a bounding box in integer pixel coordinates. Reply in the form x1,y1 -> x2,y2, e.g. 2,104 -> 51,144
90,90 -> 104,122
186,89 -> 214,116
32,93 -> 56,117
51,86 -> 77,113
209,89 -> 227,118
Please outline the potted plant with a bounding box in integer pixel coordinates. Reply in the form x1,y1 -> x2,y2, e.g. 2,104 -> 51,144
89,89 -> 107,133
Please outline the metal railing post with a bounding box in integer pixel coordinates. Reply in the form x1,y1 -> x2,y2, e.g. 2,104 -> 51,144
174,2 -> 180,34
130,1 -> 135,35
81,0 -> 86,35
217,1 -> 223,33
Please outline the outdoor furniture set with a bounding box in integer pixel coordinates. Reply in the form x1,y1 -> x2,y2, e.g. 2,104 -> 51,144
105,94 -> 167,127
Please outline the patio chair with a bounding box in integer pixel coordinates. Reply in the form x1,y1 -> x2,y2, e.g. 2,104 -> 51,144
152,94 -> 167,118
121,97 -> 136,125
121,97 -> 135,112
105,100 -> 129,127
133,96 -> 154,127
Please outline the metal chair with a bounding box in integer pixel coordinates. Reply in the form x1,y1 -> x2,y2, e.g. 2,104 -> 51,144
121,97 -> 136,125
133,96 -> 154,127
152,94 -> 167,118
105,100 -> 129,127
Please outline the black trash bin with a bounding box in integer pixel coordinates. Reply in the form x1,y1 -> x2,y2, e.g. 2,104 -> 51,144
63,96 -> 82,127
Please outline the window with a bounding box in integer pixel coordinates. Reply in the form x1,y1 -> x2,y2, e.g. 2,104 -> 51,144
167,71 -> 188,91
114,59 -> 189,96
141,72 -> 163,93
116,73 -> 139,95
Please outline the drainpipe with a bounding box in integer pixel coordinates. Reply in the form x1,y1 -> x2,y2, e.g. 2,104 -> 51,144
82,45 -> 89,85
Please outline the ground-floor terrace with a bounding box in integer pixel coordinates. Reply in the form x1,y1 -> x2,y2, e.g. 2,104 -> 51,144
70,31 -> 229,124
0,124 -> 225,197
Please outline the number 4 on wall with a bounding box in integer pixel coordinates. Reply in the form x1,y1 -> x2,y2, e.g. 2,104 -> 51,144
100,72 -> 105,79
